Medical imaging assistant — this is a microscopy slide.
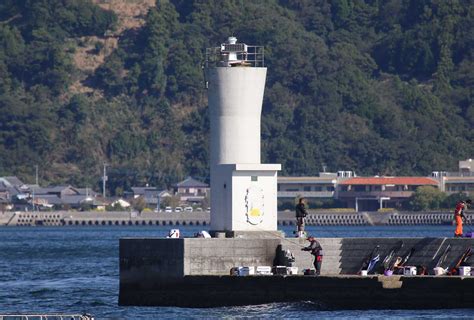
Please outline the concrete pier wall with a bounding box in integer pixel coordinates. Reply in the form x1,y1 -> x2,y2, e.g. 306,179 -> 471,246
119,237 -> 474,308
121,237 -> 474,278
120,275 -> 474,309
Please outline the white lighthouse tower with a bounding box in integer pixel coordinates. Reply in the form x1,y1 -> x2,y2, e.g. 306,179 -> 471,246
205,37 -> 281,236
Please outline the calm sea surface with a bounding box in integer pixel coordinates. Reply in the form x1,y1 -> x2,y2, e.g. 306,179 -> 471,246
0,225 -> 473,319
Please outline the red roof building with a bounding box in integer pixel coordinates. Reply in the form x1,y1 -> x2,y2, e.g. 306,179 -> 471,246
337,176 -> 440,211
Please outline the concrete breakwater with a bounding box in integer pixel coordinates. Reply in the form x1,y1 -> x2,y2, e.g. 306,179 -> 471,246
119,237 -> 474,308
0,210 -> 471,227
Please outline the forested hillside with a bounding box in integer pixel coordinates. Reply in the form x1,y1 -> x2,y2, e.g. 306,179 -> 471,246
0,0 -> 473,195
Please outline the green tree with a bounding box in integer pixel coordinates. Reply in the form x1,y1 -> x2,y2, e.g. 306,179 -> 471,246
409,186 -> 446,211
443,192 -> 470,210
131,196 -> 147,214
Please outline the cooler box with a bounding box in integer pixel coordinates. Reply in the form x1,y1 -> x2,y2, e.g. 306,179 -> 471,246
238,266 -> 255,276
287,267 -> 298,275
272,266 -> 288,275
256,266 -> 272,275
459,266 -> 471,276
403,266 -> 417,276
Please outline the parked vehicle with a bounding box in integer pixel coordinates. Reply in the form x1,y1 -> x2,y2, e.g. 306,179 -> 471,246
184,206 -> 193,212
195,207 -> 203,212
165,206 -> 173,213
175,206 -> 183,213
206,207 -> 211,212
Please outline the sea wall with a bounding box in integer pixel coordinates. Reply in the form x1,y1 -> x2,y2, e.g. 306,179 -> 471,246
1,211 -> 472,227
119,237 -> 474,308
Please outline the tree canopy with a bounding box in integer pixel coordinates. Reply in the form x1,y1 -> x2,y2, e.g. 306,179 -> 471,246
0,0 -> 473,194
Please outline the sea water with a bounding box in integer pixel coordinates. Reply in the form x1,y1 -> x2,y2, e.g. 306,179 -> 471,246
0,225 -> 473,319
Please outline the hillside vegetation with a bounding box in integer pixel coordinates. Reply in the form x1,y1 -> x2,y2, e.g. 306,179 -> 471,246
0,0 -> 473,194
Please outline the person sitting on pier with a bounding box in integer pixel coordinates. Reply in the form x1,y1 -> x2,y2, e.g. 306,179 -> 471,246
302,236 -> 323,275
454,199 -> 471,238
295,197 -> 308,233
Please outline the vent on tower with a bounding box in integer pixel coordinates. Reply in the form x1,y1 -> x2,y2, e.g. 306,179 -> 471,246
205,37 -> 264,68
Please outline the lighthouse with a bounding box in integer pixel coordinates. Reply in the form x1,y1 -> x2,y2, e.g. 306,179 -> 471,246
205,37 -> 281,235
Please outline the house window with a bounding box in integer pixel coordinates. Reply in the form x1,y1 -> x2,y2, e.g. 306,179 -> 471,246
304,186 -> 311,191
251,176 -> 258,181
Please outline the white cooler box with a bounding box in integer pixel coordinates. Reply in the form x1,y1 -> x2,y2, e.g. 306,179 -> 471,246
238,266 -> 255,276
459,266 -> 471,276
256,266 -> 272,275
403,266 -> 417,276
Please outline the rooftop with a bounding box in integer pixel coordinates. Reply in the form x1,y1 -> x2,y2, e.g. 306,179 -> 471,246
174,177 -> 209,188
339,177 -> 438,186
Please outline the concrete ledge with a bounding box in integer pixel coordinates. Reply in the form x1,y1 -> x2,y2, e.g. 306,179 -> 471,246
119,275 -> 474,309
119,237 -> 474,308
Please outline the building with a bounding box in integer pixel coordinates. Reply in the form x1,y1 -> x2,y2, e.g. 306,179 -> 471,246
337,177 -> 439,211
0,176 -> 31,210
126,186 -> 172,209
31,186 -> 102,210
277,172 -> 346,200
172,177 -> 209,204
432,159 -> 474,196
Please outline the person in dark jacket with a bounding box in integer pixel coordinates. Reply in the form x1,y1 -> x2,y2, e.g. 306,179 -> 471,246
302,236 -> 323,275
295,197 -> 308,232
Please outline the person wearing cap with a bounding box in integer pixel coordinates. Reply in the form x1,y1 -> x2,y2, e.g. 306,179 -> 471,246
295,197 -> 308,233
454,199 -> 471,237
301,236 -> 323,275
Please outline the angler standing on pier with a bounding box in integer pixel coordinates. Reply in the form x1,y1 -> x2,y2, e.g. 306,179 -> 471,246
454,199 -> 471,237
302,236 -> 323,275
295,197 -> 308,233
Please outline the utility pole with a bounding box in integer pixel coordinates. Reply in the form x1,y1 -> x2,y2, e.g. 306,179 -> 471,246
35,165 -> 38,186
102,162 -> 108,198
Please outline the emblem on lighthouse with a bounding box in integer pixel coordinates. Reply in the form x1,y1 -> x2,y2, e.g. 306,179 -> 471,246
245,186 -> 265,225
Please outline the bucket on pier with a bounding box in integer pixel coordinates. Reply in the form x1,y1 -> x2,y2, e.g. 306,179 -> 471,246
403,266 -> 417,276
384,270 -> 393,276
459,266 -> 471,276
